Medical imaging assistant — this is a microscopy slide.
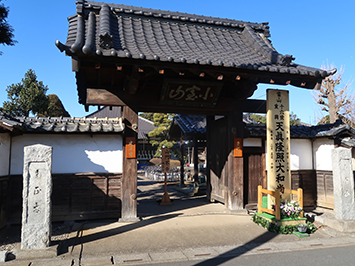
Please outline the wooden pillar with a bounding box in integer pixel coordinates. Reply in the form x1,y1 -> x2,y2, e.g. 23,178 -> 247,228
206,116 -> 213,201
119,106 -> 139,222
193,136 -> 199,184
179,140 -> 185,187
226,110 -> 244,210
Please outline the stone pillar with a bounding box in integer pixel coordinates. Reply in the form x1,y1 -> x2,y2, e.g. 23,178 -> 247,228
331,147 -> 355,220
21,144 -> 53,249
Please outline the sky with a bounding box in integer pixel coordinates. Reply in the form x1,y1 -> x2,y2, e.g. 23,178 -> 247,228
0,0 -> 354,125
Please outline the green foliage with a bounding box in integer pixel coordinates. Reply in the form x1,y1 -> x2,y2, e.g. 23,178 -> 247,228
250,113 -> 266,124
318,115 -> 330,125
251,214 -> 317,234
306,221 -> 318,234
139,112 -> 154,122
3,69 -> 49,117
289,112 -> 301,126
0,0 -> 16,54
39,94 -> 70,117
148,113 -> 177,157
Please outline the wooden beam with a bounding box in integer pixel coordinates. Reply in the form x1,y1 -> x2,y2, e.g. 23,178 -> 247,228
72,58 -> 80,72
193,136 -> 199,184
240,99 -> 266,113
86,88 -> 127,106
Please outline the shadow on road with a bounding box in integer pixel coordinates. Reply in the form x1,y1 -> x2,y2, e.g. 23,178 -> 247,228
193,230 -> 278,266
58,213 -> 181,256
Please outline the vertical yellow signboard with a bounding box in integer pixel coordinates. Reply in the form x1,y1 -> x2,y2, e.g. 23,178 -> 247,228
266,89 -> 291,207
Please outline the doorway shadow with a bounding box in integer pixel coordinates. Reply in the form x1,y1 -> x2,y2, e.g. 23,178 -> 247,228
136,176 -> 216,218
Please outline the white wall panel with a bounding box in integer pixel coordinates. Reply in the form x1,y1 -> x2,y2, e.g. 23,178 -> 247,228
313,138 -> 334,171
0,133 -> 11,176
10,134 -> 123,175
290,139 -> 312,170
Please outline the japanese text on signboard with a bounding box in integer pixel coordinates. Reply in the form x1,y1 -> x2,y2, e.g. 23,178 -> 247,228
234,138 -> 243,157
266,89 -> 291,200
126,137 -> 136,159
161,79 -> 222,107
161,148 -> 170,173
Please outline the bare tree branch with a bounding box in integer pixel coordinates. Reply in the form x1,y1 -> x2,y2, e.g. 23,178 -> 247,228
314,64 -> 354,125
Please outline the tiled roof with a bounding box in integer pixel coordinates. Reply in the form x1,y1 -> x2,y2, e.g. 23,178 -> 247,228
56,1 -> 334,86
247,119 -> 355,138
341,137 -> 355,147
86,106 -> 157,139
137,116 -> 157,140
171,114 -> 258,136
174,115 -> 207,135
86,106 -> 122,118
0,110 -> 23,132
169,114 -> 355,139
0,109 -> 124,133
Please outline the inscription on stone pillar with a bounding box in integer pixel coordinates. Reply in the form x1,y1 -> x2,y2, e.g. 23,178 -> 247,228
21,144 -> 53,250
331,147 -> 355,221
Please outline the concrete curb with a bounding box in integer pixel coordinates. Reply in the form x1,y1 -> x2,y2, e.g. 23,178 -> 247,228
68,238 -> 355,265
11,245 -> 58,260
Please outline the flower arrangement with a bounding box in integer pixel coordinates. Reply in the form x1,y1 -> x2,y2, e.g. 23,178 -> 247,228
272,199 -> 303,219
251,214 -> 317,234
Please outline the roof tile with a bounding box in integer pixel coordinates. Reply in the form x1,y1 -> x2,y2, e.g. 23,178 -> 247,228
56,0 -> 333,85
0,109 -> 124,134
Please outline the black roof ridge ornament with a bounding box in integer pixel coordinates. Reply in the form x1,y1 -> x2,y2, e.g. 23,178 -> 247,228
277,54 -> 295,67
99,4 -> 113,50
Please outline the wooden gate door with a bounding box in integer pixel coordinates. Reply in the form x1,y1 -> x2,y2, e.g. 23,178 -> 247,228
207,116 -> 228,204
243,150 -> 264,205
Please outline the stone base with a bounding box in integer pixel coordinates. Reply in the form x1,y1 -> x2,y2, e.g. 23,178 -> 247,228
293,231 -> 309,238
256,212 -> 306,226
0,251 -> 8,262
118,217 -> 141,223
12,245 -> 58,260
315,216 -> 355,233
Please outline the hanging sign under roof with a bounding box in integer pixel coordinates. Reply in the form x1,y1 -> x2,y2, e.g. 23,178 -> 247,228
160,79 -> 222,107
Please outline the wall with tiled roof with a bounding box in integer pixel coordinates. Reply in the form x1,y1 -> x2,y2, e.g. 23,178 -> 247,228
0,110 -> 124,134
0,110 -> 124,176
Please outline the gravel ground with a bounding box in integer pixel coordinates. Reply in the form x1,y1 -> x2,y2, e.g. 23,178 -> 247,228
0,222 -> 73,251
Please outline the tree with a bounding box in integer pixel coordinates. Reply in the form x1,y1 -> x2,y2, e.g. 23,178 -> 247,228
39,94 -> 71,117
0,0 -> 16,54
3,69 -> 49,117
139,112 -> 154,122
315,65 -> 354,125
289,112 -> 301,126
148,113 -> 176,157
250,113 -> 266,124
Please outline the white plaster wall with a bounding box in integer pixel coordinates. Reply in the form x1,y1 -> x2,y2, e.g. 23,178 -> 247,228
243,138 -> 262,147
313,138 -> 334,171
290,139 -> 312,170
265,138 -> 313,171
10,134 -> 123,175
0,133 -> 11,176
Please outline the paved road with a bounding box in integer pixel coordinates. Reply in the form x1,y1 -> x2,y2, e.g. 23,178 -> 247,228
144,244 -> 355,266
